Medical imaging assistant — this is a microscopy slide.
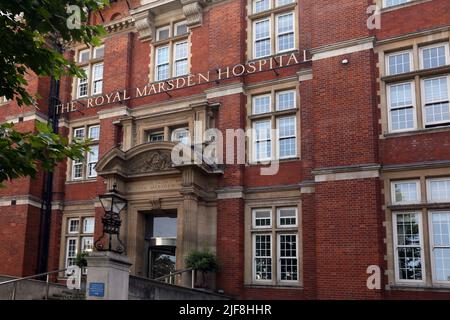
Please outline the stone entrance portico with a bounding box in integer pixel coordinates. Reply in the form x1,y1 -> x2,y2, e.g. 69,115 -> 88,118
95,141 -> 221,285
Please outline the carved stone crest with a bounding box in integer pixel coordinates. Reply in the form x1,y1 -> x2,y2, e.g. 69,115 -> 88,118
129,151 -> 172,174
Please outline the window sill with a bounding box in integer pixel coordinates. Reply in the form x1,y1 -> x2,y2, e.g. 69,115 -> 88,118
388,202 -> 450,210
153,34 -> 189,47
249,108 -> 299,120
380,0 -> 432,14
381,65 -> 450,83
244,284 -> 303,290
248,2 -> 297,20
247,157 -> 300,166
383,124 -> 450,139
248,49 -> 299,64
388,284 -> 450,292
65,179 -> 97,185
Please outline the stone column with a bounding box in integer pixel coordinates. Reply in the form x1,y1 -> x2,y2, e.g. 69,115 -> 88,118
85,251 -> 132,300
180,191 -> 199,287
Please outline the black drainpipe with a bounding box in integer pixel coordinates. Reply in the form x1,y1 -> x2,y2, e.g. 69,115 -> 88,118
37,41 -> 62,275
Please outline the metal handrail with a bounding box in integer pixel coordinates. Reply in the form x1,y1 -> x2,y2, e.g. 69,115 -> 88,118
154,268 -> 195,288
0,268 -> 67,300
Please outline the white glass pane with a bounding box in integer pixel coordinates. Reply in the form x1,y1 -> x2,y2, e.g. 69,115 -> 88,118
94,46 -> 104,59
277,13 -> 294,34
422,45 -> 446,69
278,116 -> 295,138
255,120 -> 271,140
73,128 -> 85,139
254,0 -> 270,13
175,42 -> 188,60
390,108 -> 414,131
83,217 -> 95,234
175,22 -> 188,36
393,182 -> 419,203
279,234 -> 298,281
388,52 -> 411,75
278,208 -> 297,226
81,237 -> 94,253
277,0 -> 294,6
395,213 -> 423,280
157,46 -> 169,64
385,0 -> 409,8
433,249 -> 450,281
254,210 -> 271,227
157,27 -> 170,41
277,91 -> 295,111
430,180 -> 450,202
253,95 -> 271,114
88,126 -> 100,140
254,234 -> 272,280
68,219 -> 80,233
425,103 -> 450,124
79,50 -> 89,63
389,83 -> 413,108
157,64 -> 169,81
424,77 -> 449,103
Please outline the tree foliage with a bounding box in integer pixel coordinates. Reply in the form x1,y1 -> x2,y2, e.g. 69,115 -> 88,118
0,122 -> 90,185
0,1 -> 109,185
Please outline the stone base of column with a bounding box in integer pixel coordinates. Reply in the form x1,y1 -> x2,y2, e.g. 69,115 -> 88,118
85,251 -> 132,300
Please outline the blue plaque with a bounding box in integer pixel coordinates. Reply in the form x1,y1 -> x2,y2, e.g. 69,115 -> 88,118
89,282 -> 105,297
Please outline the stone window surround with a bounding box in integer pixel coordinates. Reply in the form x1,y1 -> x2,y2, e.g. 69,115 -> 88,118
59,211 -> 96,278
66,118 -> 101,183
376,0 -> 433,12
246,0 -> 299,61
246,80 -> 300,164
244,193 -> 303,288
377,31 -> 450,138
71,45 -> 105,100
383,167 -> 450,290
149,14 -> 192,83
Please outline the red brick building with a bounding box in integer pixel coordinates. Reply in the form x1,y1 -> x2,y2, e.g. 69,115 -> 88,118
1,0 -> 450,299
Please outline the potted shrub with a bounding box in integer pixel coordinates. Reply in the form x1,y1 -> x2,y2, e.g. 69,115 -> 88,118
185,249 -> 220,289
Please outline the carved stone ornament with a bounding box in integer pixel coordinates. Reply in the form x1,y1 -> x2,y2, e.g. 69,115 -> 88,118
132,9 -> 155,42
181,0 -> 208,27
128,151 -> 172,174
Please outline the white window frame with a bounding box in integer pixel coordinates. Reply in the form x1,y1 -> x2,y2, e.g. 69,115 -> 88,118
253,119 -> 272,162
148,131 -> 164,142
68,218 -> 80,234
88,125 -> 100,141
427,177 -> 450,203
173,40 -> 189,77
174,21 -> 188,37
87,145 -> 99,178
91,63 -> 104,96
385,50 -> 413,76
252,233 -> 273,282
391,180 -> 421,205
72,159 -> 83,180
73,127 -> 85,141
252,208 -> 273,229
421,75 -> 450,127
276,0 -> 294,7
392,212 -> 425,284
65,237 -> 78,269
276,90 -> 296,111
83,217 -> 95,234
419,42 -> 450,70
156,25 -> 170,41
253,17 -> 271,59
253,0 -> 271,14
93,45 -> 104,59
77,67 -> 89,98
383,0 -> 410,8
277,233 -> 299,283
78,49 -> 90,63
428,211 -> 450,285
252,94 -> 272,115
277,207 -> 298,228
81,236 -> 94,253
276,115 -> 297,160
275,12 -> 295,54
171,127 -> 190,145
387,81 -> 417,133
155,45 -> 170,81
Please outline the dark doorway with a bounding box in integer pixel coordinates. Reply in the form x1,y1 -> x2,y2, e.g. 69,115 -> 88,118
145,210 -> 177,279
